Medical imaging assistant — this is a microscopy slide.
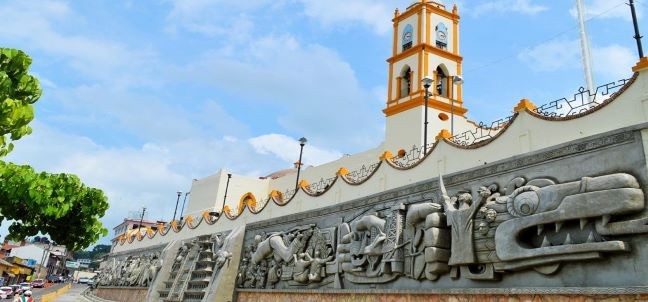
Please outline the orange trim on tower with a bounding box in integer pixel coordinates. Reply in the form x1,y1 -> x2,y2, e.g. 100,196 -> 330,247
387,43 -> 463,64
394,2 -> 459,24
387,63 -> 394,103
417,51 -> 423,92
392,19 -> 398,56
453,20 -> 459,55
426,11 -> 431,45
423,52 -> 429,82
383,95 -> 468,117
417,11 -> 422,45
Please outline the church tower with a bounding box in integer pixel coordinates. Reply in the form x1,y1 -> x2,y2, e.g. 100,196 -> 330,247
383,1 -> 467,152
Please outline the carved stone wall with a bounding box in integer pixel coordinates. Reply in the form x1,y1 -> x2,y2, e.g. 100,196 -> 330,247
153,231 -> 232,302
98,244 -> 166,288
235,128 -> 648,295
237,291 -> 648,302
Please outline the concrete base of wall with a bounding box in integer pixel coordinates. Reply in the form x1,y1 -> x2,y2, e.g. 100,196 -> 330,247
237,292 -> 648,302
96,287 -> 148,302
40,284 -> 72,302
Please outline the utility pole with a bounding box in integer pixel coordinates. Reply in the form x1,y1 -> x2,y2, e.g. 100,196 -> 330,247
629,0 -> 644,58
36,242 -> 52,279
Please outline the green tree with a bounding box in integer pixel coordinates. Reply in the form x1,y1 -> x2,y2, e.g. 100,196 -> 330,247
0,48 -> 109,250
0,48 -> 41,157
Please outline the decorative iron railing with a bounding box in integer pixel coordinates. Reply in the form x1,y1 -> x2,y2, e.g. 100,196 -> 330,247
533,78 -> 630,118
450,116 -> 514,146
305,176 -> 337,194
345,162 -> 381,183
390,143 -> 432,168
450,78 -> 630,146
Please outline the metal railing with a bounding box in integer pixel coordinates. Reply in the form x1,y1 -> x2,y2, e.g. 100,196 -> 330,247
450,78 -> 630,146
533,78 -> 630,118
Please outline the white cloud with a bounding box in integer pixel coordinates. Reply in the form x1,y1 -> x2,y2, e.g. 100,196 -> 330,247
299,0 -> 397,35
182,34 -> 384,151
164,0 -> 281,39
591,44 -> 635,81
42,84 -> 250,144
569,0 -> 643,22
249,134 -> 342,166
471,0 -> 548,16
518,38 -> 635,81
518,39 -> 580,72
0,0 -> 158,85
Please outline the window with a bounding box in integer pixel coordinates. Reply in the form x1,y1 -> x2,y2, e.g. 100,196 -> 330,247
400,66 -> 412,97
402,24 -> 413,51
436,65 -> 449,97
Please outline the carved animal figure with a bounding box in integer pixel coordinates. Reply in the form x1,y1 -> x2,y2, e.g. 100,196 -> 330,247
493,173 -> 646,269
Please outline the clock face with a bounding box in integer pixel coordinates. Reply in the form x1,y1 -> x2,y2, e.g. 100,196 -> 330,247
437,31 -> 447,42
404,32 -> 412,42
402,24 -> 414,45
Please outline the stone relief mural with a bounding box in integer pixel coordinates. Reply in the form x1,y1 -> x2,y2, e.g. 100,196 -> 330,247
237,225 -> 337,289
98,252 -> 163,287
236,173 -> 648,288
157,232 -> 232,302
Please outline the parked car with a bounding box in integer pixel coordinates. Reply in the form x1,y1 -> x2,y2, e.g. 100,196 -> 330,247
0,286 -> 14,299
78,277 -> 89,284
30,279 -> 45,288
47,275 -> 66,283
18,282 -> 30,292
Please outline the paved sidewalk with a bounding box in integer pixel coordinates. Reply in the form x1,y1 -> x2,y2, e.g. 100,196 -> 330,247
48,284 -> 89,302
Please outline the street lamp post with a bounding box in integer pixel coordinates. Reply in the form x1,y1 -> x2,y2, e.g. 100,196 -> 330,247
295,137 -> 307,191
172,191 -> 182,222
179,192 -> 190,221
451,75 -> 464,136
421,76 -> 433,155
137,207 -> 146,234
223,173 -> 232,206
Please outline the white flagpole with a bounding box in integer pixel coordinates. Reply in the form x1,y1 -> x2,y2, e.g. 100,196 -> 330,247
576,0 -> 595,102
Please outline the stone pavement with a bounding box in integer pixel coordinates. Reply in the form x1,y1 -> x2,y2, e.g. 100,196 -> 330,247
47,284 -> 90,302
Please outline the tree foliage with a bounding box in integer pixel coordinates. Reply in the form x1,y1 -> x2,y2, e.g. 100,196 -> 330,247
73,244 -> 111,260
0,48 -> 41,156
0,48 -> 110,251
0,162 -> 109,250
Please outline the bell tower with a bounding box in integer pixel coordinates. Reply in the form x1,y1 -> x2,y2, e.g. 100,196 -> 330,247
383,1 -> 466,152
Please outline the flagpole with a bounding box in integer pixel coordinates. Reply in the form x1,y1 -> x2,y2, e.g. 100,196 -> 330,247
576,0 -> 595,102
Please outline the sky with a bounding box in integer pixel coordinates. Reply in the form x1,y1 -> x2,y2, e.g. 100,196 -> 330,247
0,0 -> 644,247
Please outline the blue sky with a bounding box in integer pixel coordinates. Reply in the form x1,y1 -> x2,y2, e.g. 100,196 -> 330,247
0,0 -> 644,246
